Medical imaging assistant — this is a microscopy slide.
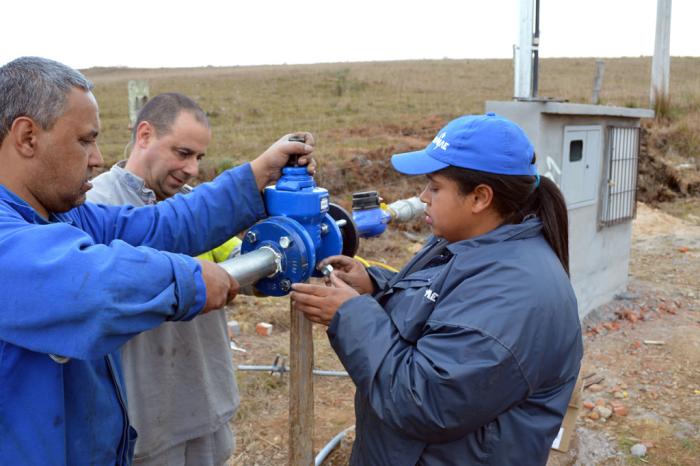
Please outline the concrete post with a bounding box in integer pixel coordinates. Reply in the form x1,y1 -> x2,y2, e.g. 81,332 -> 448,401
591,60 -> 606,105
127,80 -> 149,129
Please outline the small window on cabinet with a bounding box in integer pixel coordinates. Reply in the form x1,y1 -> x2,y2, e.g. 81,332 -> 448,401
569,140 -> 583,162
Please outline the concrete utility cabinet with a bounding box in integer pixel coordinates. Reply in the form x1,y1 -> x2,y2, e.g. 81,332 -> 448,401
485,101 -> 654,317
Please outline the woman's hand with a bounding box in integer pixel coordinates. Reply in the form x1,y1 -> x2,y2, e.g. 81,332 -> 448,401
291,273 -> 359,326
318,255 -> 374,295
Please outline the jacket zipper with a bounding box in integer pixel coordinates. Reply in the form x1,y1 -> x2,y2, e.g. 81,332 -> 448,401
106,354 -> 130,465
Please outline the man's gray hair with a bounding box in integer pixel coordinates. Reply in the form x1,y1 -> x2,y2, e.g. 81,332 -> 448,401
0,56 -> 94,144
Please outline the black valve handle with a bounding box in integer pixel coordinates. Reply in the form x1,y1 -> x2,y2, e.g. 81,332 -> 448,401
286,135 -> 306,167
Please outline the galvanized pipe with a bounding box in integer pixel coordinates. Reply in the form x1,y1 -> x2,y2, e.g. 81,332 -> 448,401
236,364 -> 348,377
387,196 -> 425,223
218,246 -> 281,288
315,426 -> 354,466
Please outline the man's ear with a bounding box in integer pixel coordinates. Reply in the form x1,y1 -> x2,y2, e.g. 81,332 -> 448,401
471,184 -> 495,214
135,121 -> 155,148
10,117 -> 40,158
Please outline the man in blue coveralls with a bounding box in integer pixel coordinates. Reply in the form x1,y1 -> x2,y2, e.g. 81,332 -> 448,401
0,56 -> 314,466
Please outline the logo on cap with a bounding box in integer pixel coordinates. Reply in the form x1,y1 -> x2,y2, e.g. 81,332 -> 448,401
432,132 -> 450,151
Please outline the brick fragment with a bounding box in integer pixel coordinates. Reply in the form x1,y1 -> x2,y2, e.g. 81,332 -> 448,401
256,322 -> 273,336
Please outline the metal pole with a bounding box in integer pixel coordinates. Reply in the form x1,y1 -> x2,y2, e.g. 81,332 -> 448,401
531,0 -> 540,98
514,0 -> 535,99
289,297 -> 314,466
650,0 -> 672,109
236,365 -> 348,377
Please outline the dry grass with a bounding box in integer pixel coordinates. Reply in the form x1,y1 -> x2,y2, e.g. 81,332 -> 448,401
85,57 -> 700,202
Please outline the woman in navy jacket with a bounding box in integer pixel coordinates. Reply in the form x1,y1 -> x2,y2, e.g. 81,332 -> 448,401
292,113 -> 583,465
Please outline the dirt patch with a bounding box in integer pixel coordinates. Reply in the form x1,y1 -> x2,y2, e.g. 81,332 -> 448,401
547,281 -> 699,466
315,115 -> 446,206
638,121 -> 700,203
629,204 -> 700,292
546,202 -> 700,466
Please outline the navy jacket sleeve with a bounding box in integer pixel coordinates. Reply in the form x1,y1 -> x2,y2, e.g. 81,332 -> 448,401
366,265 -> 397,294
328,288 -> 531,443
0,164 -> 265,360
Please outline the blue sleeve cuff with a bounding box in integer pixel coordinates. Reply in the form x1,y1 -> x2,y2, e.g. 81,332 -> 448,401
167,253 -> 205,321
187,264 -> 207,320
221,162 -> 268,220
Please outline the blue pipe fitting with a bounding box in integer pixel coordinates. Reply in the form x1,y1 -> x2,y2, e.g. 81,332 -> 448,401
353,208 -> 391,238
351,191 -> 391,238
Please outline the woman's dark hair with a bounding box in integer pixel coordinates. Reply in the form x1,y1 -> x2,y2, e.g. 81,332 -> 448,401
440,161 -> 570,275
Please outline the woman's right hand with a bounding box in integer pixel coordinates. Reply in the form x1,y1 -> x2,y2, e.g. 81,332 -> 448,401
318,255 -> 374,295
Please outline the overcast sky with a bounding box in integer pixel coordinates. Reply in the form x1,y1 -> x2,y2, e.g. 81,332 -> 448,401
1,0 -> 697,69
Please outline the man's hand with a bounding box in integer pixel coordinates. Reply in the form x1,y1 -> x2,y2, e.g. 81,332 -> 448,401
318,255 -> 374,295
197,258 -> 240,313
291,274 -> 359,326
250,132 -> 315,190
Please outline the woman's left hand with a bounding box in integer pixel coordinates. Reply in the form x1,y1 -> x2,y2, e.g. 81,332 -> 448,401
291,273 -> 359,326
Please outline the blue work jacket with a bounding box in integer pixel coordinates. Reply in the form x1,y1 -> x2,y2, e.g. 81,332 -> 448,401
329,219 -> 583,465
0,164 -> 265,465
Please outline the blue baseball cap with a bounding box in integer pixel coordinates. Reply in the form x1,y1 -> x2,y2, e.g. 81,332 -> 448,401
391,113 -> 537,176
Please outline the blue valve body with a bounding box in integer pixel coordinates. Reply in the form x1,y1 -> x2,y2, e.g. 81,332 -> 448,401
265,167 -> 329,252
241,166 -> 343,296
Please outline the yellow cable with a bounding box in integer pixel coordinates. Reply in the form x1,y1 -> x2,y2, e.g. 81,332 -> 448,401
354,255 -> 399,273
354,255 -> 370,267
352,203 -> 399,272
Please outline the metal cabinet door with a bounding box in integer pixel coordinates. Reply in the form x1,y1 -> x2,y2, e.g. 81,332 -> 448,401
561,126 -> 601,208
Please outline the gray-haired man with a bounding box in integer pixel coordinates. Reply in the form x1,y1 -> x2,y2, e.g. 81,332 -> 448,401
0,56 -> 314,466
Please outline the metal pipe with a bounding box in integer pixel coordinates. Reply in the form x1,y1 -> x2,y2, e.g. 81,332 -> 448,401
218,246 -> 281,288
532,0 -> 540,97
313,370 -> 349,377
386,197 -> 425,223
315,426 -> 355,466
236,365 -> 348,377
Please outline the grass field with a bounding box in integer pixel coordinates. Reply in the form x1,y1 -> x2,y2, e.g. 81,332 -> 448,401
85,57 -> 700,200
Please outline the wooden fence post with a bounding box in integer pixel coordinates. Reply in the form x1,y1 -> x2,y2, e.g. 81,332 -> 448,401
289,299 -> 314,466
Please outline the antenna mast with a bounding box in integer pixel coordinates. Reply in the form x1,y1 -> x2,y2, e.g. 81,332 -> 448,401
514,0 -> 540,99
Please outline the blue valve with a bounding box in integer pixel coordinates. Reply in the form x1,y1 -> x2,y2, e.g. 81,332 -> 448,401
351,191 -> 391,238
240,141 -> 356,296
